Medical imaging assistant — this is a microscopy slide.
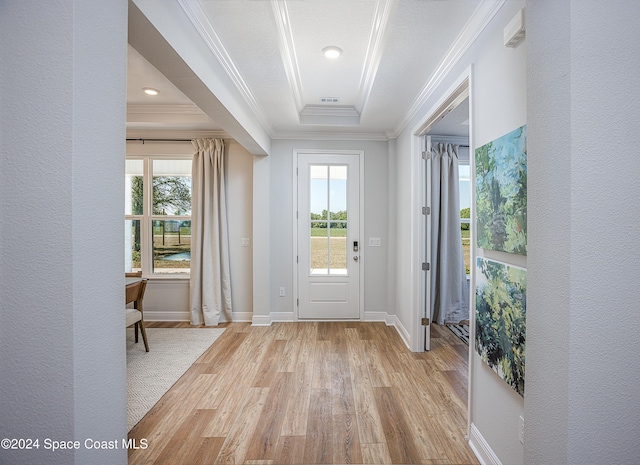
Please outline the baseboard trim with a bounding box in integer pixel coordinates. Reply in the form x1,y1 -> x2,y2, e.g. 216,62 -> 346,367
252,311 -> 396,326
231,311 -> 253,323
146,311 -> 253,323
391,315 -> 412,350
251,314 -> 272,326
469,423 -> 502,465
144,311 -> 190,322
270,312 -> 295,322
363,311 -> 388,322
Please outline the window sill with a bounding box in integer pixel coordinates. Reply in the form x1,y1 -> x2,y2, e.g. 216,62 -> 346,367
143,274 -> 190,282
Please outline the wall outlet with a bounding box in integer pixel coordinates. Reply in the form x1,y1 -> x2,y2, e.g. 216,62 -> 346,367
279,287 -> 285,297
369,237 -> 381,247
241,237 -> 251,247
519,415 -> 525,444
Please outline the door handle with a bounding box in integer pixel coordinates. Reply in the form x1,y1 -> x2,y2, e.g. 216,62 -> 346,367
353,256 -> 359,261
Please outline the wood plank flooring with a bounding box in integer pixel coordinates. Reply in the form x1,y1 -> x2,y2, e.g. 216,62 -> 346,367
128,322 -> 477,465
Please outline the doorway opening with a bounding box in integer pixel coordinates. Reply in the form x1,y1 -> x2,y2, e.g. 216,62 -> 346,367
416,73 -> 473,437
417,77 -> 471,352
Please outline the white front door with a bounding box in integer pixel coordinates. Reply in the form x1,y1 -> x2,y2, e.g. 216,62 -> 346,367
297,152 -> 360,319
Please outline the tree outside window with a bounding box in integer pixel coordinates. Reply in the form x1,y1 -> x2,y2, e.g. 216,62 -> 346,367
125,158 -> 192,275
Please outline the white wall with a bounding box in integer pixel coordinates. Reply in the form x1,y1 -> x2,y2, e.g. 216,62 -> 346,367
466,4 -> 527,465
525,2 -> 640,464
0,1 -> 128,464
125,140 -> 254,322
131,0 -> 271,156
395,2 -> 527,464
265,139 -> 391,322
226,141 -> 254,321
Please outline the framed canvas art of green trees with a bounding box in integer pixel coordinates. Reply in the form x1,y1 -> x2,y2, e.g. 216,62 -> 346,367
475,125 -> 527,255
475,257 -> 527,396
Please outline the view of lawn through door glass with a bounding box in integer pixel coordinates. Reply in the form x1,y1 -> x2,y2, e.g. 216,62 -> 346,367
309,165 -> 348,275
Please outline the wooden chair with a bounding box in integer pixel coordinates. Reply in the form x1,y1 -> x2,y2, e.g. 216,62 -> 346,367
126,279 -> 149,352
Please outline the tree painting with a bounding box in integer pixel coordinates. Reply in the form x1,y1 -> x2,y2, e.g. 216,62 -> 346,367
475,257 -> 526,396
475,125 -> 527,255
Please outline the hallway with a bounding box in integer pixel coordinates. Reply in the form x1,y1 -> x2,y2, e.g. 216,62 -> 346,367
128,322 -> 476,464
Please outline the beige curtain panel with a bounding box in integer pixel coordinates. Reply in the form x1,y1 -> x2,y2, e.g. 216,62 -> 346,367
190,138 -> 232,326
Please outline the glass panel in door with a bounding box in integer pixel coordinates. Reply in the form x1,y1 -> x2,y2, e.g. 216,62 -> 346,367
309,164 -> 348,275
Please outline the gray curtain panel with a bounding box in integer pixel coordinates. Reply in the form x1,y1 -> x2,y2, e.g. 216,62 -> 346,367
430,143 -> 469,325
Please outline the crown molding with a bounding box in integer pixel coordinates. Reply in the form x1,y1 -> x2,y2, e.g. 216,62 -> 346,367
127,103 -> 205,115
299,105 -> 361,126
356,0 -> 396,115
271,130 -> 389,142
270,0 -> 305,113
393,0 -> 507,137
125,129 -> 229,140
177,0 -> 274,135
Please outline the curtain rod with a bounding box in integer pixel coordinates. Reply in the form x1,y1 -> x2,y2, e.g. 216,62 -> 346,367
126,138 -> 193,143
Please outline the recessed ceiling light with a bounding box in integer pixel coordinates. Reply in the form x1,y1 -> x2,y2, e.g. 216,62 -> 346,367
322,46 -> 343,59
142,87 -> 159,96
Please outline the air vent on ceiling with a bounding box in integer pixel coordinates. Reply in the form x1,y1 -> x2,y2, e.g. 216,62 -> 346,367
320,97 -> 340,103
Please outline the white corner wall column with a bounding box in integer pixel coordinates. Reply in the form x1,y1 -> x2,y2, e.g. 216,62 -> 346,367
252,154 -> 272,325
525,2 -> 640,464
0,1 -> 128,464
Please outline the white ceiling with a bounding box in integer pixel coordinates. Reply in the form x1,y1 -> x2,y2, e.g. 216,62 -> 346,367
126,0 -> 487,141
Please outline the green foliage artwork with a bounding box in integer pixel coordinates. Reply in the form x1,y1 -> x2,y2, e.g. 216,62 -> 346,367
475,258 -> 526,396
475,125 -> 527,255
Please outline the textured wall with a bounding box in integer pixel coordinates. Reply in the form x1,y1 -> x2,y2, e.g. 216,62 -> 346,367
0,1 -> 128,464
526,1 -> 640,464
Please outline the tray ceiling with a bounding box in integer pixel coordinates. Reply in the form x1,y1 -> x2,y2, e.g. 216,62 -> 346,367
127,0 -> 499,140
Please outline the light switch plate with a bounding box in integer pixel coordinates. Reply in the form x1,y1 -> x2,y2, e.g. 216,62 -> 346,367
241,237 -> 251,247
369,237 -> 381,247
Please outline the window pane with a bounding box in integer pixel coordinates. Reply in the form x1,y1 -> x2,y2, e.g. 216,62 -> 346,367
152,160 -> 192,216
152,219 -> 191,274
329,226 -> 347,275
125,219 -> 141,273
310,225 -> 328,274
329,165 -> 347,220
125,160 -> 143,215
310,165 -> 328,220
459,164 -> 471,275
309,164 -> 350,275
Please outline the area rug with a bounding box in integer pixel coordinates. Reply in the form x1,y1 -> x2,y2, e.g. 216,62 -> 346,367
127,327 -> 225,431
446,323 -> 469,346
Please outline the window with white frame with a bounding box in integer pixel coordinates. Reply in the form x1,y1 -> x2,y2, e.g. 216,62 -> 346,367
459,163 -> 471,275
125,157 -> 192,275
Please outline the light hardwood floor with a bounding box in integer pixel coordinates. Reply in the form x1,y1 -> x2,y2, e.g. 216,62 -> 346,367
128,322 -> 477,465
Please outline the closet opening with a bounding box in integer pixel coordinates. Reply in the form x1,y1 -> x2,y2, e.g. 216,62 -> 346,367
417,78 -> 471,353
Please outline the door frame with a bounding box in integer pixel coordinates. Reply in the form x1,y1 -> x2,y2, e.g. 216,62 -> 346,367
292,149 -> 365,321
412,66 -> 474,439
412,66 -> 474,353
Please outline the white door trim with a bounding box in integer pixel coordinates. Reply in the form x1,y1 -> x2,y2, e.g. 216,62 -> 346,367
292,149 -> 365,321
411,65 -> 474,441
412,67 -> 473,353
